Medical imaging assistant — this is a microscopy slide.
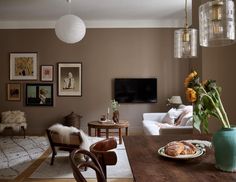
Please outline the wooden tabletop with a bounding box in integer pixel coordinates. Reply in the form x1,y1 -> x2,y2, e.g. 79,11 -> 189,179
123,135 -> 236,182
88,120 -> 129,129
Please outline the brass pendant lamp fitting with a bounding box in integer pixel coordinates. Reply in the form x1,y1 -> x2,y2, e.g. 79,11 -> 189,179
199,0 -> 235,47
174,0 -> 198,58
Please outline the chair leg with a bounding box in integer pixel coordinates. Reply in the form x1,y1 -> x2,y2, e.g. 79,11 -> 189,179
21,126 -> 25,138
50,152 -> 56,165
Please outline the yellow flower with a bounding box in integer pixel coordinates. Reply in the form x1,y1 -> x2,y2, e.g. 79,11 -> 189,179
186,88 -> 197,103
184,71 -> 197,87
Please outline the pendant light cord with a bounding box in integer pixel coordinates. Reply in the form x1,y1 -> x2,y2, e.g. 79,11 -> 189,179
67,0 -> 71,14
185,0 -> 188,28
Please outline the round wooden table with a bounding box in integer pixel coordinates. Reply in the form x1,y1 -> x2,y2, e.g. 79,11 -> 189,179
88,120 -> 129,144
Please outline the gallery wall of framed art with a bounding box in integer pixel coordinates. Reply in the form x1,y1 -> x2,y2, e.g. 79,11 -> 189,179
7,51 -> 83,106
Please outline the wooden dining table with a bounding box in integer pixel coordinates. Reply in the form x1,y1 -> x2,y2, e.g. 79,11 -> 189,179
123,135 -> 236,182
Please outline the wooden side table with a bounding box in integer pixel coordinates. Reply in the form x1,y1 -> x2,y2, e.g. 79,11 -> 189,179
88,120 -> 129,144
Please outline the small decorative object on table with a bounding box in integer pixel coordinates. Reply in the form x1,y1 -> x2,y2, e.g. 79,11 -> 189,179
100,115 -> 106,121
111,99 -> 120,123
185,71 -> 236,172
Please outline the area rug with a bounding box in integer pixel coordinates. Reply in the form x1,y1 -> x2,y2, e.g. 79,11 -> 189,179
0,136 -> 49,179
30,145 -> 133,179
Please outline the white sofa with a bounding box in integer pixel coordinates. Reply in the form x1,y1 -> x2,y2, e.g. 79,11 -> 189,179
142,106 -> 193,135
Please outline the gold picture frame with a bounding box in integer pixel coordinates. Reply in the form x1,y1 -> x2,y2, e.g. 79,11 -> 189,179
7,83 -> 21,101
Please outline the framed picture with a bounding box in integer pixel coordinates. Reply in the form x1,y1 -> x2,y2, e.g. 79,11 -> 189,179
7,83 -> 21,101
58,62 -> 82,96
41,65 -> 54,81
10,53 -> 38,80
25,83 -> 53,106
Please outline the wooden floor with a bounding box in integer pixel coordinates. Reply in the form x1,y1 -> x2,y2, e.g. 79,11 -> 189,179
1,148 -> 133,182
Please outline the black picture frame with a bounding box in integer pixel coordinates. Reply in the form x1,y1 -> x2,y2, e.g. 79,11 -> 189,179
25,83 -> 54,106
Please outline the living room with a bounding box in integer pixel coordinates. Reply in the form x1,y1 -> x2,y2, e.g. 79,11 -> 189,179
1,0 -> 236,182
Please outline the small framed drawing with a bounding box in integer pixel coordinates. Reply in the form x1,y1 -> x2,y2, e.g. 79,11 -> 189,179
57,62 -> 82,96
41,65 -> 54,81
7,83 -> 21,101
10,53 -> 38,80
25,83 -> 53,106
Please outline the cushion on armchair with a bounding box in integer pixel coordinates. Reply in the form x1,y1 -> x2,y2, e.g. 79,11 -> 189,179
1,111 -> 26,124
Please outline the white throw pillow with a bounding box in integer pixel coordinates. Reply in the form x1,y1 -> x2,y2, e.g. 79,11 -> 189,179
162,108 -> 183,125
179,112 -> 193,126
186,117 -> 193,126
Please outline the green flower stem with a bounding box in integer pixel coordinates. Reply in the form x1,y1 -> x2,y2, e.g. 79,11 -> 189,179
198,86 -> 230,128
201,93 -> 228,128
213,88 -> 230,128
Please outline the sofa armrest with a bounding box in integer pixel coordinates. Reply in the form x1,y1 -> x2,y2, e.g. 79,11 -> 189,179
159,126 -> 193,135
143,113 -> 166,121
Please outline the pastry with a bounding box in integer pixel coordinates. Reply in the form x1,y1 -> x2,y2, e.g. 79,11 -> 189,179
164,141 -> 185,156
164,141 -> 197,156
180,141 -> 197,155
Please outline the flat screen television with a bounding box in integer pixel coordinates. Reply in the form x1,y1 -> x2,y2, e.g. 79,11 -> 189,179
114,78 -> 157,103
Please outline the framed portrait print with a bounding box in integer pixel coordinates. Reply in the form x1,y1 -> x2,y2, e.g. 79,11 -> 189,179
25,83 -> 53,106
57,62 -> 82,96
10,53 -> 38,80
41,65 -> 54,81
7,83 -> 21,101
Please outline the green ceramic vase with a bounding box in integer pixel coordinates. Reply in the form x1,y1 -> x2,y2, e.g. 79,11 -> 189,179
212,127 -> 236,172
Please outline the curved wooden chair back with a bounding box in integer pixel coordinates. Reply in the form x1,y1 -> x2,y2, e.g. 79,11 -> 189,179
90,138 -> 117,178
70,149 -> 106,182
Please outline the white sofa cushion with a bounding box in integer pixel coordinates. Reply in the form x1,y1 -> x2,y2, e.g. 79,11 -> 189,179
161,108 -> 183,125
142,120 -> 161,135
175,105 -> 193,126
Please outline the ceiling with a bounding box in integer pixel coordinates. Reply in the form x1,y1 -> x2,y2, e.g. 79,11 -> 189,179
0,0 -> 192,29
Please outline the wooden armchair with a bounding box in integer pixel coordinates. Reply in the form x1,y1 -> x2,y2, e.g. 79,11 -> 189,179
69,149 -> 106,182
90,138 -> 117,178
46,129 -> 82,165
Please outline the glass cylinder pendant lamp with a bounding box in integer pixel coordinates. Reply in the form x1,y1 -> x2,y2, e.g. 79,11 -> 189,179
199,0 -> 236,47
174,0 -> 198,59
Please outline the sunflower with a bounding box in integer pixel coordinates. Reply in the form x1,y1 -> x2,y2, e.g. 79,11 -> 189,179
184,71 -> 197,87
186,88 -> 197,103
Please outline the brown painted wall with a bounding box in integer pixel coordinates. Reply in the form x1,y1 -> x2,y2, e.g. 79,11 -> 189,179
0,28 -> 190,135
202,45 -> 236,132
191,0 -> 236,133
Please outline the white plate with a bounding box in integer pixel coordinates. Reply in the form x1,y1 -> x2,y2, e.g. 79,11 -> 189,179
158,144 -> 204,160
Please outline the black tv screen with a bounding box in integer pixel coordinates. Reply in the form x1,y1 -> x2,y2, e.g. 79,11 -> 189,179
114,78 -> 157,103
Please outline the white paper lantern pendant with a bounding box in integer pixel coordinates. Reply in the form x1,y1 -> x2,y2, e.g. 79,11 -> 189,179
55,0 -> 86,44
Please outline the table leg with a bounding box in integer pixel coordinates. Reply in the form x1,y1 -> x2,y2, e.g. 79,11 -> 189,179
125,127 -> 129,136
97,129 -> 101,137
106,129 -> 109,139
88,126 -> 91,136
119,128 -> 122,144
